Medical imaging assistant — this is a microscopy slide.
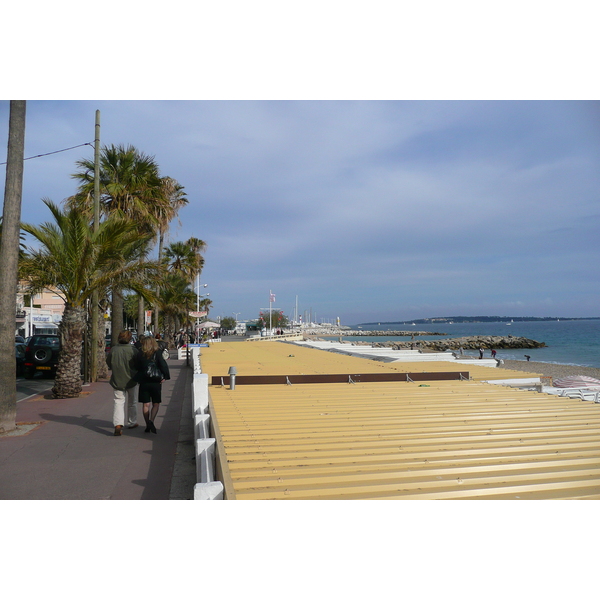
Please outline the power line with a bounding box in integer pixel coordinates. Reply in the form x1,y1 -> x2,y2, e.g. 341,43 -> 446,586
0,141 -> 93,166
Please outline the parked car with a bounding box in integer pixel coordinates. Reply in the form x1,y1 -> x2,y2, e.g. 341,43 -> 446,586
23,334 -> 61,379
15,335 -> 26,344
15,342 -> 26,375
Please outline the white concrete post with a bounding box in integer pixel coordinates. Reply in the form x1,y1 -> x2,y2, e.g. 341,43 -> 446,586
192,346 -> 202,373
192,373 -> 209,415
194,481 -> 224,500
195,438 -> 216,483
195,413 -> 211,439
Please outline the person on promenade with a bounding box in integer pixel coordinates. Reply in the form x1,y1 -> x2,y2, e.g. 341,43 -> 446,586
135,336 -> 170,434
176,330 -> 184,349
106,330 -> 140,437
155,333 -> 169,360
491,349 -> 497,358
134,334 -> 143,350
479,347 -> 484,359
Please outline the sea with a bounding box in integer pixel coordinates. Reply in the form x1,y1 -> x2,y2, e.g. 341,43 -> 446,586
333,320 -> 600,368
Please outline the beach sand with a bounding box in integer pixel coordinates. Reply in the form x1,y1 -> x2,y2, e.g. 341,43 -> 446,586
501,360 -> 600,382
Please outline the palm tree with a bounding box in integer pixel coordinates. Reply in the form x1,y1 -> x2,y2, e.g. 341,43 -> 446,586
0,100 -> 26,434
20,200 -> 163,398
157,272 -> 212,347
164,238 -> 206,281
163,238 -> 207,338
69,144 -> 172,343
70,144 -> 165,224
158,273 -> 197,348
165,238 -> 212,342
186,236 -> 207,256
164,241 -> 199,280
153,176 -> 188,332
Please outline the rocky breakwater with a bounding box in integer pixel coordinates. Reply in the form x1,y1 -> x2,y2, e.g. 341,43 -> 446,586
345,330 -> 447,337
372,335 -> 546,351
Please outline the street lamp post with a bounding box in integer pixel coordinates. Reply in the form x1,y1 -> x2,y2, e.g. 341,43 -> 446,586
232,313 -> 241,336
194,292 -> 209,341
196,276 -> 208,341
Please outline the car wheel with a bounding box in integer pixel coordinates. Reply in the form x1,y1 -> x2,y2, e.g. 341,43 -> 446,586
33,347 -> 52,364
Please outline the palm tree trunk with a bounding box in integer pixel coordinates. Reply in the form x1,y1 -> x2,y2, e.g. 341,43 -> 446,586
111,288 -> 124,346
0,100 -> 26,433
96,306 -> 109,379
165,313 -> 175,349
137,296 -> 145,336
154,230 -> 163,333
53,304 -> 86,398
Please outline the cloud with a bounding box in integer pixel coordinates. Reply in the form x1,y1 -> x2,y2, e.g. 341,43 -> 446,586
2,100 -> 599,323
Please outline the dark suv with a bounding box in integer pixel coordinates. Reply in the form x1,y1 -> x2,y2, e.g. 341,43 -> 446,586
23,335 -> 61,379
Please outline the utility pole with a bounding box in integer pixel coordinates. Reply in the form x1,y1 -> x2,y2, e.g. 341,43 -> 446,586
89,110 -> 100,381
0,101 -> 26,433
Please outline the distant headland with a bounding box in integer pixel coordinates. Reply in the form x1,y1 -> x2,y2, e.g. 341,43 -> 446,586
357,316 -> 600,326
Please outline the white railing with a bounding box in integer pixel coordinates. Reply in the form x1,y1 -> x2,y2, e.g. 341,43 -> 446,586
190,346 -> 224,500
246,333 -> 303,342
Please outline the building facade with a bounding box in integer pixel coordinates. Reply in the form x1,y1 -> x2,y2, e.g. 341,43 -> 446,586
16,284 -> 65,337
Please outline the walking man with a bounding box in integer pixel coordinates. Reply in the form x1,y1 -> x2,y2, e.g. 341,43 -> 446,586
106,330 -> 140,436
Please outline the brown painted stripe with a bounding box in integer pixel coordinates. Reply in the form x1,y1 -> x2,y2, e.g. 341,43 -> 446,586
211,371 -> 470,386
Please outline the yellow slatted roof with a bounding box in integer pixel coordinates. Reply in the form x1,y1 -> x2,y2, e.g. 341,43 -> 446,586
200,341 -> 541,381
202,342 -> 600,499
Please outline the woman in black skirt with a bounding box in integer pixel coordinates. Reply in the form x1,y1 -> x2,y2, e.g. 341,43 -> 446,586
136,336 -> 170,433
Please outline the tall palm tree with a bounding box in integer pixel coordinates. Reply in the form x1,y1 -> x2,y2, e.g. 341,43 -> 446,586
0,100 -> 26,434
163,237 -> 208,339
164,241 -> 199,280
158,273 -> 197,348
156,177 -> 188,255
70,144 -> 165,224
153,176 -> 188,332
186,236 -> 207,256
164,238 -> 206,281
69,144 -> 171,343
20,200 -> 163,398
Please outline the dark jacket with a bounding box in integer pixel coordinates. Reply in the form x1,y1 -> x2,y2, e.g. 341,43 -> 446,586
107,343 -> 140,390
135,349 -> 170,383
157,339 -> 169,358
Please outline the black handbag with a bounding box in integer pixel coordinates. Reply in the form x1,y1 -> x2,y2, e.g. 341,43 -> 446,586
145,359 -> 163,382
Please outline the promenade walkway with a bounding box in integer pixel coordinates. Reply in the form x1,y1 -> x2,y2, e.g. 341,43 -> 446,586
0,357 -> 195,500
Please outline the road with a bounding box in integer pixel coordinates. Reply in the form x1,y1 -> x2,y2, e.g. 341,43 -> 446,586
16,375 -> 57,402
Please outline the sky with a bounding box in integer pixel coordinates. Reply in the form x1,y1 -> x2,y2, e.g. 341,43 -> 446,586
2,3 -> 599,327
2,100 -> 598,325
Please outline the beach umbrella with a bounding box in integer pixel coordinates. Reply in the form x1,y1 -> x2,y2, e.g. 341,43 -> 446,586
553,375 -> 600,388
198,320 -> 220,329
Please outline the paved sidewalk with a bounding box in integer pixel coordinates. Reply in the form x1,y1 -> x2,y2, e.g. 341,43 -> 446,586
0,358 -> 195,500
